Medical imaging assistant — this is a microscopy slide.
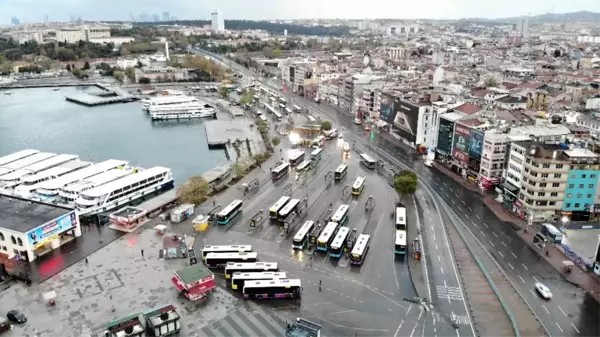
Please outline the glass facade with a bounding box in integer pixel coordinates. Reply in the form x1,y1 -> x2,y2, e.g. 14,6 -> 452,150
436,118 -> 454,157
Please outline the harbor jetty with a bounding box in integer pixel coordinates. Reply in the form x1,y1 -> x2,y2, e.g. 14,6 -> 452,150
65,84 -> 138,106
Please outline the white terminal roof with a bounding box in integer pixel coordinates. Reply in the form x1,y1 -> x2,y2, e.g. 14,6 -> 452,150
510,123 -> 571,137
564,148 -> 599,158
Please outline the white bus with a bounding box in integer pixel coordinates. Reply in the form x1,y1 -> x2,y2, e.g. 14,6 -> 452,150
201,245 -> 252,260
216,199 -> 243,225
278,198 -> 301,222
243,279 -> 301,300
329,227 -> 350,258
259,115 -> 268,122
293,105 -> 302,112
292,221 -> 315,249
273,110 -> 283,121
279,103 -> 286,110
231,271 -> 288,291
334,163 -> 348,180
285,108 -> 292,114
296,159 -> 312,172
310,148 -> 323,163
269,196 -> 291,219
395,230 -> 407,255
395,207 -> 407,230
253,95 -> 260,102
266,104 -> 276,114
351,176 -> 366,196
350,234 -> 371,265
312,135 -> 325,148
271,162 -> 290,180
205,252 -> 258,269
289,150 -> 305,167
307,116 -> 317,123
317,222 -> 340,252
224,262 -> 279,279
331,204 -> 350,226
359,153 -> 376,169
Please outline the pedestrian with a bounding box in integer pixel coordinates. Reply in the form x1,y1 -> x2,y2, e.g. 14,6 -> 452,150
213,200 -> 216,206
141,249 -> 144,257
85,258 -> 88,264
319,280 -> 322,286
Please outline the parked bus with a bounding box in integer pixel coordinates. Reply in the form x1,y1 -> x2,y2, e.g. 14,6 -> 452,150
309,223 -> 324,246
289,150 -> 305,167
205,252 -> 258,268
271,162 -> 290,180
317,222 -> 340,252
279,103 -> 286,110
224,262 -> 279,279
231,271 -> 288,290
243,279 -> 301,300
201,245 -> 252,260
395,230 -> 407,255
331,204 -> 350,226
395,207 -> 407,230
296,159 -> 312,172
329,227 -> 350,258
293,105 -> 302,112
310,148 -> 323,163
350,234 -> 371,265
266,104 -> 276,114
278,198 -> 301,222
285,107 -> 293,114
259,115 -> 268,122
216,199 -> 243,225
351,176 -> 366,196
273,110 -> 283,121
359,153 -> 376,169
334,163 -> 348,180
292,221 -> 315,249
236,88 -> 244,95
278,97 -> 287,105
312,135 -> 325,148
269,196 -> 291,219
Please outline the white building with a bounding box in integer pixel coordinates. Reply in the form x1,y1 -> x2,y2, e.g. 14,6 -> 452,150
56,26 -> 111,44
479,130 -> 509,187
504,136 -> 531,200
384,47 -> 407,61
211,10 -> 225,33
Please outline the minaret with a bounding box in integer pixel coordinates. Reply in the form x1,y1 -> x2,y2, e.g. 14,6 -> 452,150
165,41 -> 170,61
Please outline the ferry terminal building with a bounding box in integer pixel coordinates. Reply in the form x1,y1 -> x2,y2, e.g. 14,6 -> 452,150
0,195 -> 82,263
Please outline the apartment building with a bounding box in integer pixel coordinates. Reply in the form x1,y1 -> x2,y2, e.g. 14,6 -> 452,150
562,148 -> 600,221
502,139 -> 531,208
341,74 -> 383,115
282,60 -> 318,95
56,26 -> 110,44
479,130 -> 509,189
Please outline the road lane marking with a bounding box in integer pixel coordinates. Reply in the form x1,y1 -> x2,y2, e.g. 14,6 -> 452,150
393,320 -> 405,337
464,214 -> 469,219
438,255 -> 441,262
498,251 -> 504,258
488,240 -> 495,247
366,285 -> 406,309
533,276 -> 540,283
501,241 -> 507,247
440,267 -> 444,274
492,232 -> 498,237
444,280 -> 447,287
431,225 -> 434,230
530,289 -> 537,297
542,305 -> 550,314
555,322 -> 563,333
511,252 -> 517,258
475,214 -> 481,219
571,323 -> 580,334
468,207 -> 473,211
452,200 -> 456,204
518,276 -> 525,283
480,231 -> 486,237
483,222 -> 488,228
508,263 -> 514,270
428,216 -> 432,222
433,234 -> 436,240
435,244 -> 438,249
557,305 -> 567,316
461,200 -> 466,205
313,302 -> 332,306
522,263 -> 528,271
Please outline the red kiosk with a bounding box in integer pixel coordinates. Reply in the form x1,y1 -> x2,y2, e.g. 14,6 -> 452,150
171,264 -> 216,301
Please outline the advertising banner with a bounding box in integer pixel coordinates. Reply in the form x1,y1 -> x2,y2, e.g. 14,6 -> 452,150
379,93 -> 396,124
392,100 -> 419,143
469,129 -> 484,158
27,211 -> 78,249
453,123 -> 471,163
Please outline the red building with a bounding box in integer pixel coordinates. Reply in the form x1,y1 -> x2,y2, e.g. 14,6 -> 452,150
171,264 -> 216,301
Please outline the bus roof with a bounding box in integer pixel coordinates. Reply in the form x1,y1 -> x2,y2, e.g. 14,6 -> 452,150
289,150 -> 304,160
297,160 -> 311,170
270,196 -> 290,213
218,199 -> 243,216
202,245 -> 252,253
335,163 -> 347,173
279,198 -> 300,215
360,153 -> 375,162
351,234 -> 370,255
231,271 -> 287,280
244,278 -> 301,288
395,230 -> 407,245
205,252 -> 258,260
225,262 -> 278,270
311,148 -> 323,155
330,227 -> 350,249
396,207 -> 406,225
331,204 -> 349,222
272,162 -> 289,173
293,221 -> 315,241
318,222 -> 339,243
352,176 -> 365,189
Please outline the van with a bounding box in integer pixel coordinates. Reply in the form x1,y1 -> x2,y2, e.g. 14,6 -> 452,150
533,232 -> 547,249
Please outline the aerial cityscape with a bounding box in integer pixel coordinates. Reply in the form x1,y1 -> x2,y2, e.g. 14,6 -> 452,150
0,3 -> 599,337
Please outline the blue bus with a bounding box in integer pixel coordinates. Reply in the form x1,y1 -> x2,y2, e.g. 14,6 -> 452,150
217,199 -> 243,225
317,222 -> 340,252
329,227 -> 350,258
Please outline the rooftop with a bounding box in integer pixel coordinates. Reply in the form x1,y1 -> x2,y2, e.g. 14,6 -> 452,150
564,148 -> 599,158
454,103 -> 481,115
175,264 -> 213,285
0,195 -> 72,233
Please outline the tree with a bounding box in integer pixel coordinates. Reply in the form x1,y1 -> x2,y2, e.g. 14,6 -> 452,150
483,77 -> 498,88
239,94 -> 252,105
138,77 -> 151,84
66,64 -> 72,72
271,137 -> 281,146
320,120 -> 332,131
124,67 -> 136,82
394,170 -> 418,196
273,48 -> 282,57
234,160 -> 246,177
71,68 -> 82,78
262,46 -> 274,58
177,175 -> 209,205
83,61 -> 90,70
113,71 -> 125,83
219,86 -> 229,99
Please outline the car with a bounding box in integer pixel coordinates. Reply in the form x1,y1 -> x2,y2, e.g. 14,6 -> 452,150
7,310 -> 27,324
343,142 -> 350,152
534,282 -> 552,299
424,161 -> 434,168
353,118 -> 361,125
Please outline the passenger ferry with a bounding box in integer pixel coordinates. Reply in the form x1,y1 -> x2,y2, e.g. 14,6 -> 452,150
74,166 -> 174,215
0,149 -> 39,167
59,167 -> 135,204
0,152 -> 57,177
149,103 -> 216,120
141,95 -> 198,111
13,161 -> 91,198
0,154 -> 78,189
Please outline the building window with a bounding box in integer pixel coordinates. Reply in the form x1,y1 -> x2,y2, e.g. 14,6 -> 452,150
577,194 -> 582,198
538,192 -> 545,196
551,192 -> 558,197
554,174 -> 561,178
587,194 -> 592,198
10,236 -> 16,245
17,238 -> 23,246
552,183 -> 560,187
541,173 -> 549,178
571,174 -> 576,178
566,203 -> 571,208
556,164 -> 563,169
567,194 -> 573,198
549,201 -> 556,206
579,184 -> 584,188
540,183 -> 547,187
1,246 -> 6,251
542,164 -> 550,168
574,203 -> 580,208
569,184 -> 574,188
590,184 -> 594,188
0,233 -> 3,241
592,174 -> 597,178
582,174 -> 587,178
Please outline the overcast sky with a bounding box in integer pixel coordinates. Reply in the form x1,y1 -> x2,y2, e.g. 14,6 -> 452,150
2,0 -> 599,24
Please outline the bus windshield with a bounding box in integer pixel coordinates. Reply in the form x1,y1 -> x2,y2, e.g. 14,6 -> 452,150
360,153 -> 376,169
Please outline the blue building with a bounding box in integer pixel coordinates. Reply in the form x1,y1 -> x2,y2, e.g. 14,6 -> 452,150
562,149 -> 600,221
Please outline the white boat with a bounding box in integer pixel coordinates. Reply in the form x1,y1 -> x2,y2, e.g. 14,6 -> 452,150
12,161 -> 91,198
75,166 -> 174,216
4,91 -> 13,95
149,103 -> 216,120
0,154 -> 78,189
59,167 -> 135,204
0,152 -> 57,177
141,95 -> 198,111
0,149 -> 40,167
35,159 -> 128,198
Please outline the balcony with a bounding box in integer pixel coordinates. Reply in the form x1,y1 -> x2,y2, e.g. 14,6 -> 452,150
522,170 -> 567,184
521,182 -> 565,194
524,162 -> 569,174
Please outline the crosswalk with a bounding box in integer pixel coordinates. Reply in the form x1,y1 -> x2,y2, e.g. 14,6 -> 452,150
435,285 -> 464,301
200,306 -> 287,337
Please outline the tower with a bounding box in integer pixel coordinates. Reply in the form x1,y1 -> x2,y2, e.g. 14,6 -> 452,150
165,41 -> 170,61
211,9 -> 224,32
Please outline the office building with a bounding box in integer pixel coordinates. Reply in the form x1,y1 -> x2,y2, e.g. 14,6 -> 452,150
562,149 -> 600,221
162,12 -> 170,22
211,9 -> 225,32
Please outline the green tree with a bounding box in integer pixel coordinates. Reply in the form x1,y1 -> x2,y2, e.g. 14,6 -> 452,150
320,120 -> 332,131
394,170 -> 418,196
239,94 -> 252,105
83,61 -> 90,70
124,67 -> 136,82
271,137 -> 281,146
483,77 -> 498,88
234,160 -> 246,177
71,68 -> 82,77
177,175 -> 209,204
273,48 -> 282,57
138,77 -> 151,84
113,71 -> 125,83
262,46 -> 274,58
219,86 -> 229,99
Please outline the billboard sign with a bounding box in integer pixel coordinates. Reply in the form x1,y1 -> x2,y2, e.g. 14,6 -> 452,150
453,123 -> 470,163
27,211 -> 78,249
392,100 -> 420,143
379,93 -> 397,124
469,129 -> 484,158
